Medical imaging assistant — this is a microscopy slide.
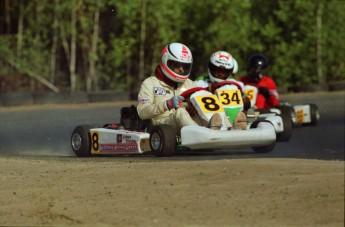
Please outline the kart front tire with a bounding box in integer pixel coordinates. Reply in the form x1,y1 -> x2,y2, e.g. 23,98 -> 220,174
71,125 -> 92,157
308,104 -> 319,126
276,106 -> 293,142
250,120 -> 276,153
150,124 -> 176,157
252,142 -> 276,153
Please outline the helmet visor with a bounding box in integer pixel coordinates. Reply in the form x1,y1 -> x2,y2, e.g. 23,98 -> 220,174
167,60 -> 192,76
209,62 -> 233,80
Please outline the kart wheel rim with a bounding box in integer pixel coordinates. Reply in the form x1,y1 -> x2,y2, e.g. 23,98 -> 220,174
72,133 -> 82,150
150,132 -> 161,150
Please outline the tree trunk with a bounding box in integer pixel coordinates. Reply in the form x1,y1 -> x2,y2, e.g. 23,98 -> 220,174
4,0 -> 11,34
138,0 -> 147,85
16,1 -> 23,58
70,0 -> 77,91
50,0 -> 59,84
87,9 -> 100,92
316,1 -> 324,84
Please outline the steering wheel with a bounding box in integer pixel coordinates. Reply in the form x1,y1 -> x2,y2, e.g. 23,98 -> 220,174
210,81 -> 243,94
180,87 -> 208,100
179,87 -> 207,115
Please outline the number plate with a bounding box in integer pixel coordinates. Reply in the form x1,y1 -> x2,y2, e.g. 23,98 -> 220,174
217,90 -> 243,107
193,94 -> 224,114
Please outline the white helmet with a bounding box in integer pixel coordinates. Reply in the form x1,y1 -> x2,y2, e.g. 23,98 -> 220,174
160,43 -> 193,83
208,51 -> 238,83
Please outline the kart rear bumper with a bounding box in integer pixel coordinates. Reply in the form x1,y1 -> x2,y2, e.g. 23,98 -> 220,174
181,122 -> 276,149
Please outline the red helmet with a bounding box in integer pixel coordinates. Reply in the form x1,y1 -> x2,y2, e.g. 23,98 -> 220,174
160,43 -> 193,83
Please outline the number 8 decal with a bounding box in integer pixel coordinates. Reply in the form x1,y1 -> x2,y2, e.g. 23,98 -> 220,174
201,97 -> 220,111
91,131 -> 99,152
194,95 -> 223,113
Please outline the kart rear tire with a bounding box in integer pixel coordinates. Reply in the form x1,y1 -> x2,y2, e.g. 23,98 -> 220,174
250,120 -> 276,153
150,124 -> 176,157
71,125 -> 92,157
307,104 -> 319,126
276,106 -> 293,142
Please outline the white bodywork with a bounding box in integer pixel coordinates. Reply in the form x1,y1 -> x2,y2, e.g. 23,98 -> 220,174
90,128 -> 150,155
181,122 -> 276,149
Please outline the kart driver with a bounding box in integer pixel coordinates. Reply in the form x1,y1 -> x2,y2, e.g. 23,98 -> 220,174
238,53 -> 280,109
195,50 -> 251,108
137,42 -> 222,132
195,50 -> 241,91
194,50 -> 250,129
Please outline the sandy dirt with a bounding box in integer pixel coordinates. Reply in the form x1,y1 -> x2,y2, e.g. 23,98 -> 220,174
0,156 -> 343,226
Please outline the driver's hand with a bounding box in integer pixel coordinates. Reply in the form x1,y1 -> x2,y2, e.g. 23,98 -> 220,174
166,96 -> 185,110
243,97 -> 251,111
258,86 -> 270,99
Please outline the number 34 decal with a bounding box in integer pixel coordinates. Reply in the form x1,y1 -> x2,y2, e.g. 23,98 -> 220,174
194,90 -> 243,113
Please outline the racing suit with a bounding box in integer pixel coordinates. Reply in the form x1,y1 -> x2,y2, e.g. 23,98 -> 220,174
137,67 -> 198,132
238,75 -> 279,109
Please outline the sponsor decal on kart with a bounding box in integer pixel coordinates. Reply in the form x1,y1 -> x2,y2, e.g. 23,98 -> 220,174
123,135 -> 136,143
99,143 -> 138,153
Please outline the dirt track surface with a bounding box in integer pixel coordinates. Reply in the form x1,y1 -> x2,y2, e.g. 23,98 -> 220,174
0,156 -> 343,226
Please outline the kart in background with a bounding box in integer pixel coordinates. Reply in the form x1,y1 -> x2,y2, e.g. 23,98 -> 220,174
71,83 -> 291,157
243,85 -> 320,127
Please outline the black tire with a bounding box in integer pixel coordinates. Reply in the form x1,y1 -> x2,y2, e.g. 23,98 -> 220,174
276,105 -> 293,142
307,104 -> 319,126
150,124 -> 177,157
250,120 -> 276,153
71,125 -> 92,157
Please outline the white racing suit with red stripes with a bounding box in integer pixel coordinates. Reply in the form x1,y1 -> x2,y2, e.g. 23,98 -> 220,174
137,75 -> 199,132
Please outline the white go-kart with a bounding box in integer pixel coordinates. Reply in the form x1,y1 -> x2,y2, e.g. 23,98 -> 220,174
243,85 -> 320,127
71,82 -> 291,157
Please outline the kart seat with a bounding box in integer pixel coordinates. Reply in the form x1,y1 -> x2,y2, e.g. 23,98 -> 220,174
120,105 -> 150,131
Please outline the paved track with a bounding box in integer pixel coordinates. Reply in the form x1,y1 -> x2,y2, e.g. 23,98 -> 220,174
0,92 -> 344,160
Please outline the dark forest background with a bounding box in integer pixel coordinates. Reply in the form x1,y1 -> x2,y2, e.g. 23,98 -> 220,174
0,0 -> 344,97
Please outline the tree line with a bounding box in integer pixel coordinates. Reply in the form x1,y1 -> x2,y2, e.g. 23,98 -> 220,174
0,0 -> 344,96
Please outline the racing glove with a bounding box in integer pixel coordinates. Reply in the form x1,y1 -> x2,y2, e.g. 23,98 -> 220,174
165,96 -> 185,110
243,96 -> 251,111
258,86 -> 271,99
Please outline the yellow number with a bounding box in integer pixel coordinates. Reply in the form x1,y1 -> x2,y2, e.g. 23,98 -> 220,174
217,90 -> 243,107
91,131 -> 99,152
195,95 -> 223,113
244,88 -> 255,101
296,110 -> 304,123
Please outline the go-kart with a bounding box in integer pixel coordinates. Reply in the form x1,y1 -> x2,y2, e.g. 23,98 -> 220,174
71,83 -> 290,157
243,85 -> 320,127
